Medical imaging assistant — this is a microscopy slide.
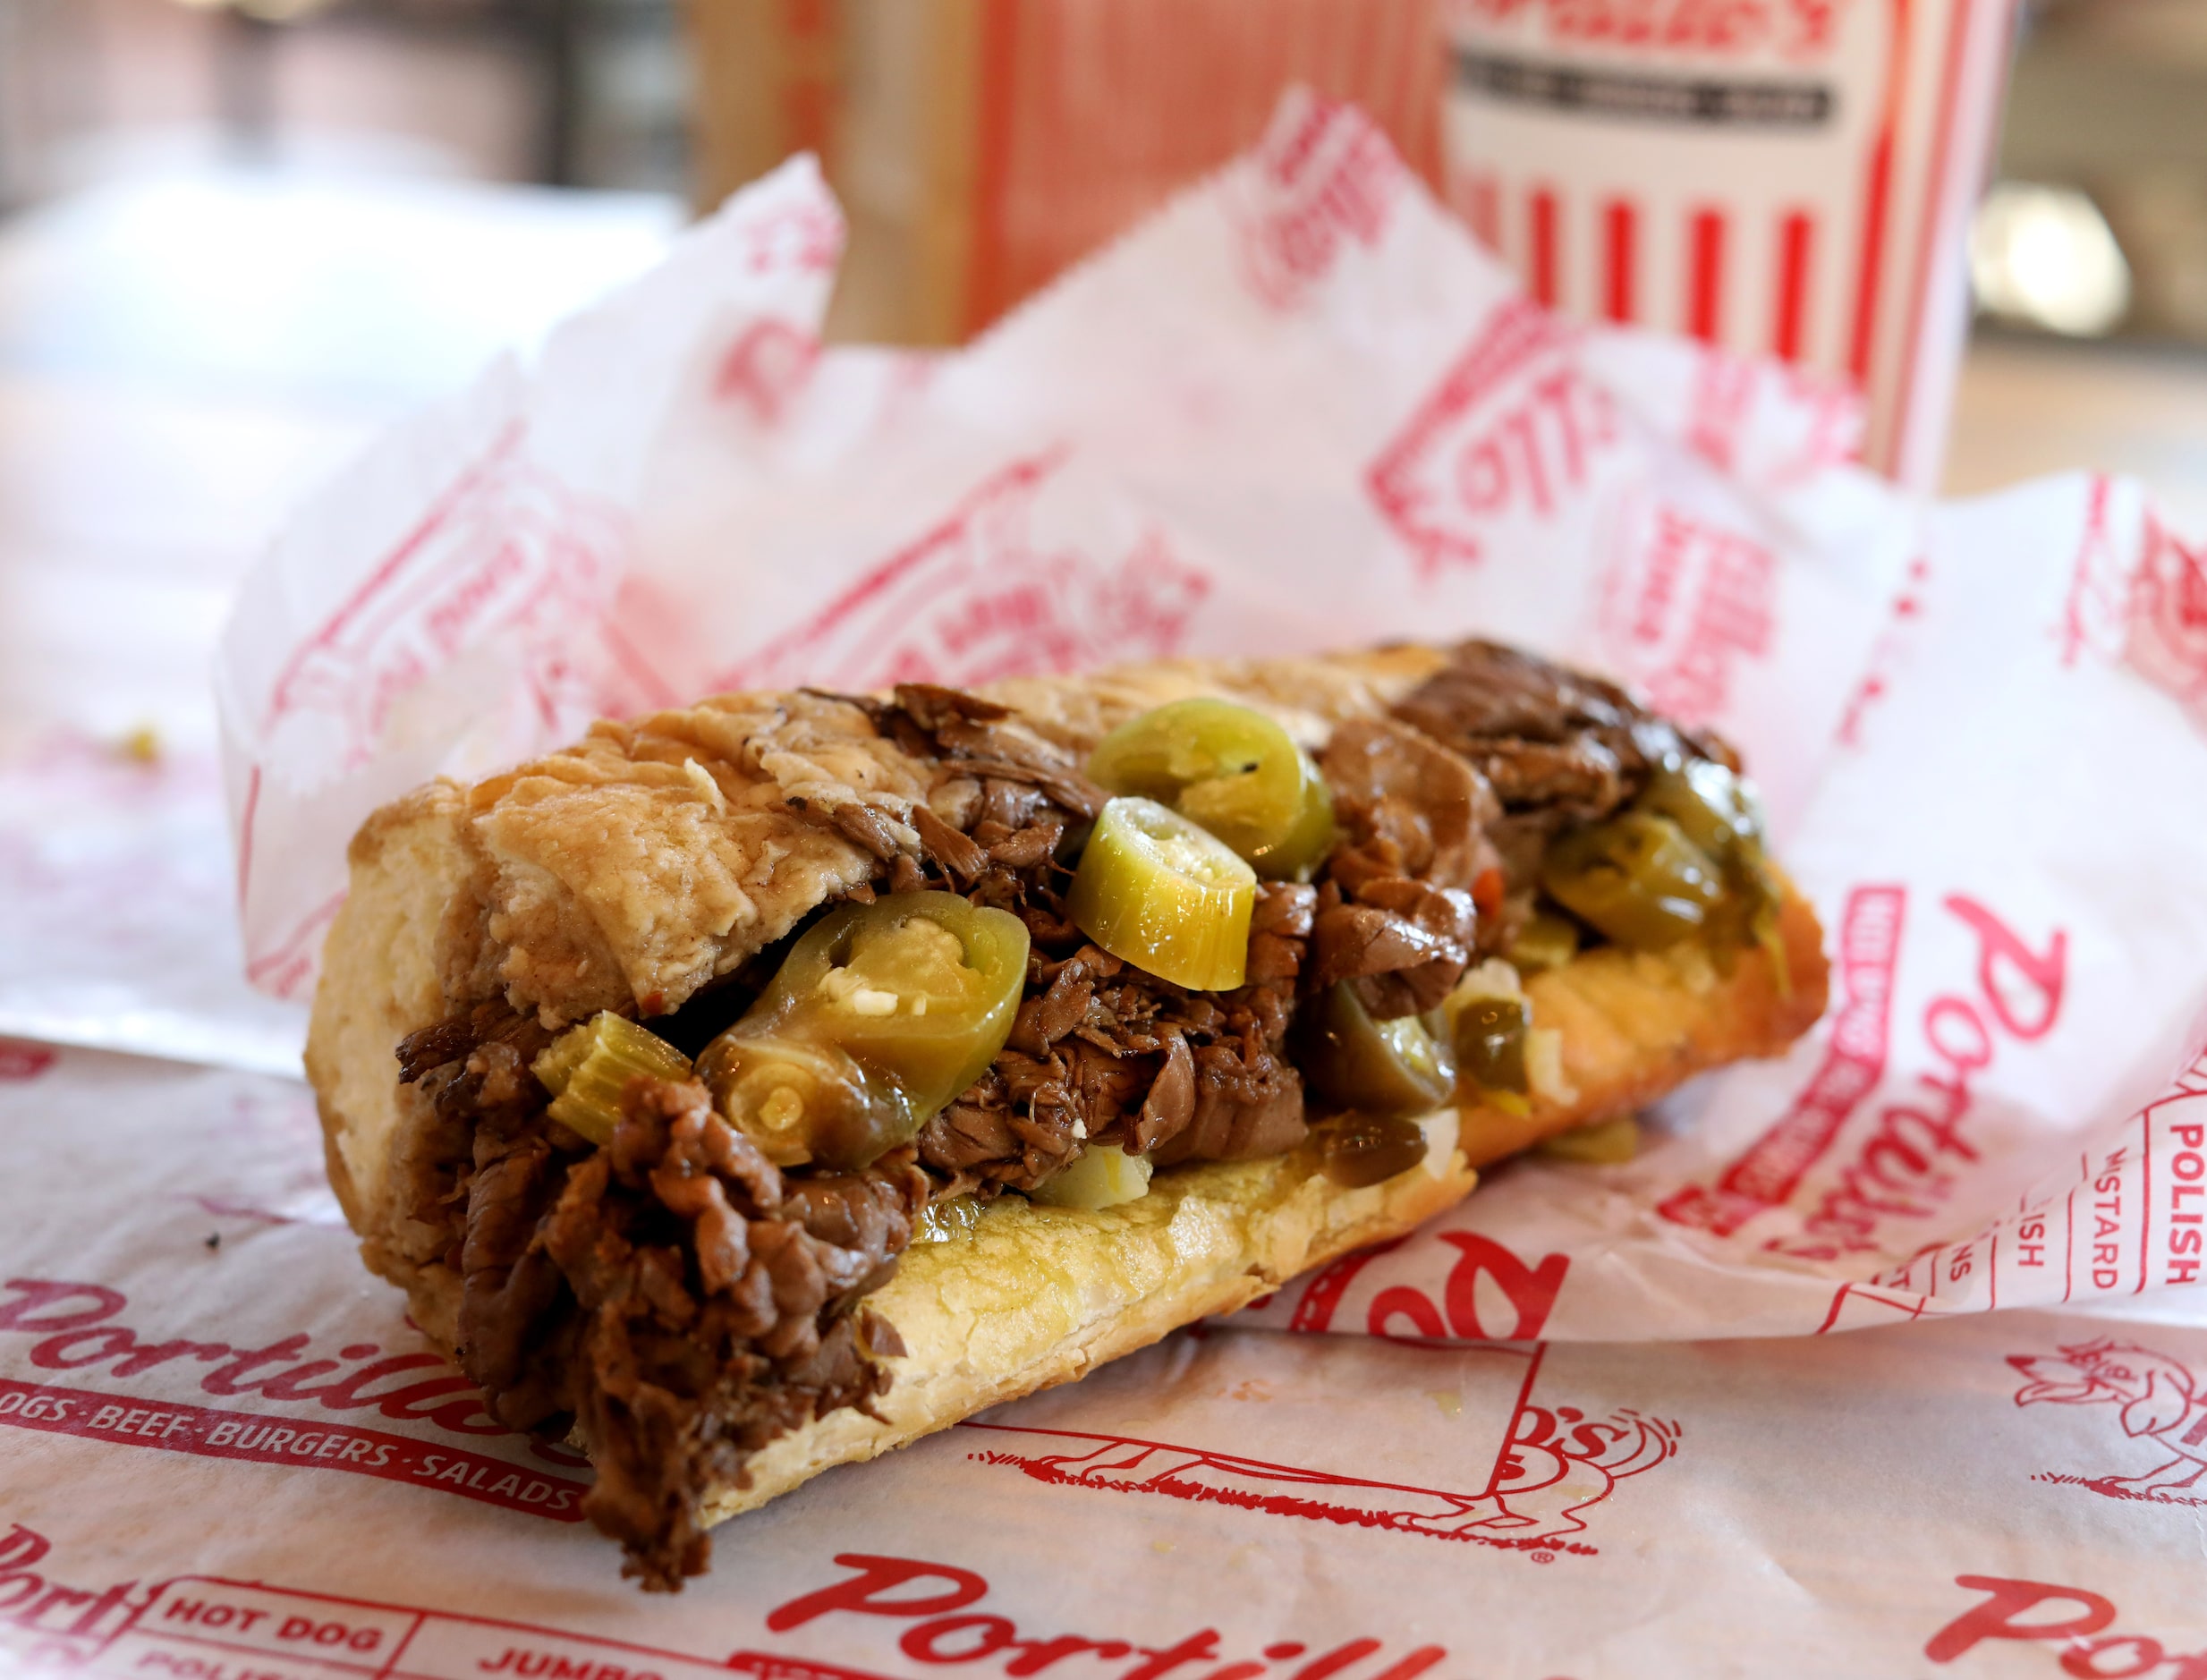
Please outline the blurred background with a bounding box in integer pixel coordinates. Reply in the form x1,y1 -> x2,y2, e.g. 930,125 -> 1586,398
1,0 -> 2204,751
6,0 -> 2205,344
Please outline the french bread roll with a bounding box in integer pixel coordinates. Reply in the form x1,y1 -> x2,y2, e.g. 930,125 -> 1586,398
305,642 -> 1828,1577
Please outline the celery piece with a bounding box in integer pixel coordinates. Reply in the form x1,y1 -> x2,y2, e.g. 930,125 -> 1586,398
1537,1114 -> 1640,1166
1030,1145 -> 1154,1210
531,1013 -> 693,1146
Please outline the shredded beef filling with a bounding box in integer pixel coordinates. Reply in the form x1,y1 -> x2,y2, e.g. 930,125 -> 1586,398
1306,717 -> 1498,1018
1388,637 -> 1734,922
806,682 -> 1317,1192
392,641 -> 1726,1588
400,1019 -> 920,1591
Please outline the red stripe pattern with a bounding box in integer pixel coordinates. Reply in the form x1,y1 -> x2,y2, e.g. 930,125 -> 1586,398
1774,209 -> 1814,361
1603,199 -> 1636,323
1688,208 -> 1727,343
1529,187 -> 1560,306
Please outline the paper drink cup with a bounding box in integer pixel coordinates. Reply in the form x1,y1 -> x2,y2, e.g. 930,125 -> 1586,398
1439,0 -> 2017,491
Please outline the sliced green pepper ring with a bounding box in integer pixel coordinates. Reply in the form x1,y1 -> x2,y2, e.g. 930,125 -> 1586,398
1297,980 -> 1458,1116
1453,995 -> 1530,1095
1086,698 -> 1336,880
1318,1111 -> 1430,1188
1541,811 -> 1725,952
1637,759 -> 1766,861
1066,796 -> 1255,991
697,893 -> 1029,1168
1634,758 -> 1789,989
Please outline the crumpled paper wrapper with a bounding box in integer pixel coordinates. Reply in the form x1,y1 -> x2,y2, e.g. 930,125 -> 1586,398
3,87 -> 2204,1676
215,91 -> 2207,1343
4,1044 -> 2206,1676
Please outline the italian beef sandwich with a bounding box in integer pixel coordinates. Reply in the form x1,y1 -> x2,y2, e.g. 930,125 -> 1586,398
305,637 -> 1829,1587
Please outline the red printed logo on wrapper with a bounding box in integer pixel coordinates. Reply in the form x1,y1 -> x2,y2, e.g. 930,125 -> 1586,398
0,1042 -> 55,1082
2125,518 -> 2207,720
726,454 -> 1210,693
1925,1574 -> 2207,1676
1001,1235 -> 1676,1556
713,319 -> 821,427
1684,344 -> 1863,489
237,428 -> 641,997
2010,1337 -> 2207,1507
1595,501 -> 1778,725
257,428 -> 632,780
960,1366 -> 1676,1559
1366,299 -> 1619,581
0,1279 -> 589,1523
735,195 -> 842,276
1234,91 -> 1405,310
0,1527 -> 1459,1680
2060,478 -> 2207,734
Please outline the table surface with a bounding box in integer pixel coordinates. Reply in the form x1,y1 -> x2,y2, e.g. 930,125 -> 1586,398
0,166 -> 680,759
4,165 -> 2203,760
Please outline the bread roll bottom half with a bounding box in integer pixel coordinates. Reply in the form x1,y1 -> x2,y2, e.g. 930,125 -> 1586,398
305,640 -> 1829,1586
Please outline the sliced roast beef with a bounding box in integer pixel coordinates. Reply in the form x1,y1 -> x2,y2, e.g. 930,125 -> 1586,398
1306,717 -> 1499,1012
401,1046 -> 922,1591
1388,637 -> 1707,829
871,691 -> 1318,1192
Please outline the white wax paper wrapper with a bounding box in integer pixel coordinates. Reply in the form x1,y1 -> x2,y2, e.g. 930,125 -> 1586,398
4,1045 -> 2207,1676
215,93 -> 2207,1344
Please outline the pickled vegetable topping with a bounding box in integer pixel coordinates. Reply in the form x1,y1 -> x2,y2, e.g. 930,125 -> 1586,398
1538,1114 -> 1640,1165
1087,698 -> 1337,880
1540,755 -> 1788,985
698,894 -> 1029,1170
1453,995 -> 1529,1095
1298,980 -> 1456,1116
532,1014 -> 695,1145
1541,810 -> 1723,950
1066,796 -> 1257,991
1638,759 -> 1762,859
1030,1144 -> 1155,1209
1318,1111 -> 1431,1188
1641,759 -> 1791,991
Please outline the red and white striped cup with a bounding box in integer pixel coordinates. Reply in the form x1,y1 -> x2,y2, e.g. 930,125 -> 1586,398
1441,0 -> 2016,492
